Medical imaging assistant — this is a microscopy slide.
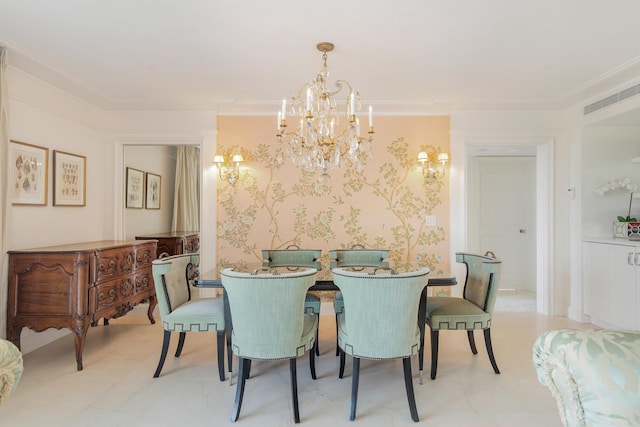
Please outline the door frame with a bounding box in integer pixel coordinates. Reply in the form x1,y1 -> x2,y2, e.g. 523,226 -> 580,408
449,135 -> 554,315
113,133 -> 218,275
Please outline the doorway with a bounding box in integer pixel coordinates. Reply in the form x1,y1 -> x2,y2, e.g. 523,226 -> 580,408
472,156 -> 536,290
468,155 -> 537,311
463,141 -> 550,312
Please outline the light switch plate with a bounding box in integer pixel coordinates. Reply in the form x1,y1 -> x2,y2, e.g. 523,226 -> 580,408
425,215 -> 437,226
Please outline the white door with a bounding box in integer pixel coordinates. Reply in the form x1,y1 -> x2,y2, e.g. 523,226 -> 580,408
475,157 -> 536,291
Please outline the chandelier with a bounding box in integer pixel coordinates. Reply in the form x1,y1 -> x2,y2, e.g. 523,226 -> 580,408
276,42 -> 374,179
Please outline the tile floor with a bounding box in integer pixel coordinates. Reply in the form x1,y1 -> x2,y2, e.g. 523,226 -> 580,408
2,298 -> 593,427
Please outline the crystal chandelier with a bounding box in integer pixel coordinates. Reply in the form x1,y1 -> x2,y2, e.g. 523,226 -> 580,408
276,42 -> 374,179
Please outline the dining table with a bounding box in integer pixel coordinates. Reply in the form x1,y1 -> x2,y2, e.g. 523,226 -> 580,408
194,265 -> 457,381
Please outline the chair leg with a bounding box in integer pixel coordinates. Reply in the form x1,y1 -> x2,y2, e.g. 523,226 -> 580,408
153,330 -> 171,378
430,330 -> 439,380
315,318 -> 320,356
467,330 -> 478,355
349,357 -> 360,421
483,328 -> 501,374
226,333 -> 233,377
290,358 -> 300,423
175,331 -> 186,357
245,360 -> 252,379
335,314 -> 340,356
339,349 -> 346,379
418,325 -> 425,383
231,358 -> 249,422
217,330 -> 225,382
310,341 -> 317,380
403,357 -> 419,422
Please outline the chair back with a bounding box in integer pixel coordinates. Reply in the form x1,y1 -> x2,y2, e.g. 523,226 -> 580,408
332,267 -> 429,359
220,267 -> 317,359
152,253 -> 200,316
329,248 -> 389,269
456,252 -> 502,314
262,248 -> 322,270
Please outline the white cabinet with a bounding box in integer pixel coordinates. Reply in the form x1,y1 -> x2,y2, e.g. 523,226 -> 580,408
583,240 -> 640,330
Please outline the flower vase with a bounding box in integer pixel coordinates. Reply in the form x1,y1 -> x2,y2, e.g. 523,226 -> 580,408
613,221 -> 629,239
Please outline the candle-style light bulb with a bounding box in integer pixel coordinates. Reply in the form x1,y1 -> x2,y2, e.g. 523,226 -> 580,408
368,106 -> 373,128
281,99 -> 287,120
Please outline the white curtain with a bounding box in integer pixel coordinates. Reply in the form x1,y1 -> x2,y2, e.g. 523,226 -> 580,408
171,146 -> 200,232
1,47 -> 11,338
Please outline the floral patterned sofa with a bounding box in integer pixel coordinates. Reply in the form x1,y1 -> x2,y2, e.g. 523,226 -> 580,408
0,339 -> 23,405
533,329 -> 640,427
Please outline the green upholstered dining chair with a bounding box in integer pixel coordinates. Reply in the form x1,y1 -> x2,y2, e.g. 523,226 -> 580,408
329,248 -> 389,355
220,267 -> 318,424
262,248 -> 322,355
151,254 -> 226,381
332,266 -> 430,422
421,251 -> 502,380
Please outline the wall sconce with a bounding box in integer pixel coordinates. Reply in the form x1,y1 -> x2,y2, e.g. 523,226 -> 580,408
417,151 -> 449,183
213,153 -> 243,186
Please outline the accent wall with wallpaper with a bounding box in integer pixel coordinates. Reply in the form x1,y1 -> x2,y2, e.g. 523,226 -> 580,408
215,115 -> 451,284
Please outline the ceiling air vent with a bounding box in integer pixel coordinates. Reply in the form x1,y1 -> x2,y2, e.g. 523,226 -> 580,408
583,83 -> 640,115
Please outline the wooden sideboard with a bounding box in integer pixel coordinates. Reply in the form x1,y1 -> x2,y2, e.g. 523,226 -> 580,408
135,231 -> 199,257
6,240 -> 157,370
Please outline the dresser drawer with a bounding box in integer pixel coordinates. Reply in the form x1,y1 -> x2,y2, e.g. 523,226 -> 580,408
184,234 -> 200,253
133,268 -> 153,294
134,243 -> 155,269
95,247 -> 136,282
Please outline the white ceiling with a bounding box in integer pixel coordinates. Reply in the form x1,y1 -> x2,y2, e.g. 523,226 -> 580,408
1,0 -> 640,115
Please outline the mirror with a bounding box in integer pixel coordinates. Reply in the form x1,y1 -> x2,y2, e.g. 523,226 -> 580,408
123,144 -> 200,240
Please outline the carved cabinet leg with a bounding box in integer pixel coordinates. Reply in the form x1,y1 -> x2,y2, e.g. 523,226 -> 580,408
72,325 -> 89,371
9,325 -> 23,350
147,295 -> 157,324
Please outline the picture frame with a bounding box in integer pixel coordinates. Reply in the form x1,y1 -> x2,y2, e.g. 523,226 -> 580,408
145,172 -> 161,209
9,140 -> 49,206
126,167 -> 145,208
53,150 -> 86,206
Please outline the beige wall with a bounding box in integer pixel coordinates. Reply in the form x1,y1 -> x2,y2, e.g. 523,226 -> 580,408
124,145 -> 177,239
216,115 -> 451,279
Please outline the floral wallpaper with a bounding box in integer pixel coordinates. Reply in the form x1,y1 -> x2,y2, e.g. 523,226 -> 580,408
215,115 -> 450,288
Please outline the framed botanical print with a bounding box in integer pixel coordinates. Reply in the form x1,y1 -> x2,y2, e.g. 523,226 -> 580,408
53,150 -> 86,206
10,140 -> 49,206
145,172 -> 161,209
126,167 -> 145,208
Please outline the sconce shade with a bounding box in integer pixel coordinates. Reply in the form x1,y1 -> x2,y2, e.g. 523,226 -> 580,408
437,152 -> 449,162
213,154 -> 225,164
232,154 -> 244,163
417,152 -> 429,163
